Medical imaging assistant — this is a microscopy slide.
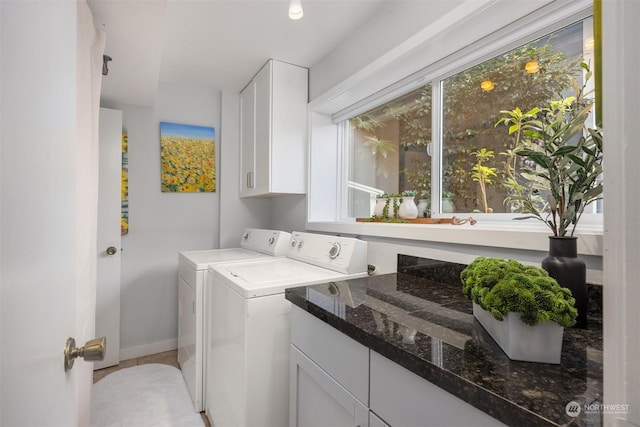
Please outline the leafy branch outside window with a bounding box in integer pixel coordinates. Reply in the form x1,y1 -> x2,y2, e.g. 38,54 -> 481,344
471,148 -> 498,213
495,63 -> 602,236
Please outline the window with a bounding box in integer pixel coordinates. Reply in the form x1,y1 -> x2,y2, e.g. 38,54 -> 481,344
347,85 -> 432,218
344,18 -> 598,219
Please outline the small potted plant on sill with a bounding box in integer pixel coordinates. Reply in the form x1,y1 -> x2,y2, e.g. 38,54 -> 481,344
417,190 -> 430,218
381,193 -> 401,219
373,193 -> 388,217
460,257 -> 577,364
442,191 -> 455,213
398,190 -> 419,219
495,63 -> 602,328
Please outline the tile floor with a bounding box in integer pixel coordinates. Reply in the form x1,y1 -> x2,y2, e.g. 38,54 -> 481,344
93,350 -> 211,427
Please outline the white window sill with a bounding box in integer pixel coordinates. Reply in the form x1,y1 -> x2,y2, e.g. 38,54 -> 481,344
306,219 -> 603,257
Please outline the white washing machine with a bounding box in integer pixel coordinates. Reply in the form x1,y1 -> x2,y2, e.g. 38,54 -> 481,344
205,231 -> 368,427
177,228 -> 291,412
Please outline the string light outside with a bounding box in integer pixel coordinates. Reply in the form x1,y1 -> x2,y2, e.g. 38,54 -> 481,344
480,79 -> 495,91
525,60 -> 540,74
584,36 -> 595,51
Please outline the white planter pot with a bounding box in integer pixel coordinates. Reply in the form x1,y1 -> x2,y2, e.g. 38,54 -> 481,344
416,199 -> 429,217
442,197 -> 455,213
373,198 -> 386,217
398,197 -> 418,219
472,303 -> 564,364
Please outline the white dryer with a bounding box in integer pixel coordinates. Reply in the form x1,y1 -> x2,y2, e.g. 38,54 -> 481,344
177,228 -> 290,412
205,231 -> 368,427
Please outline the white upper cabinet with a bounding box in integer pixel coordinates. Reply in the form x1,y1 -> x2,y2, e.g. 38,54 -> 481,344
239,59 -> 308,198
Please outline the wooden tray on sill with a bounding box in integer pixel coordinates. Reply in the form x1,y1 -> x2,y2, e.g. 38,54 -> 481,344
356,217 -> 454,224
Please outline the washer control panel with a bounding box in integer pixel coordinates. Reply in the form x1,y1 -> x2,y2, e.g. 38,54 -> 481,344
287,231 -> 367,274
240,228 -> 291,256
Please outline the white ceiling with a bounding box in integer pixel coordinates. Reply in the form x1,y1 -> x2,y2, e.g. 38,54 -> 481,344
88,0 -> 390,106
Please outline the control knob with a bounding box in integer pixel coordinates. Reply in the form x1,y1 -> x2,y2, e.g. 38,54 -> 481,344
329,242 -> 341,259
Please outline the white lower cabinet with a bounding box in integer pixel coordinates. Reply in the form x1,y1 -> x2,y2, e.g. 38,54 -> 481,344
290,345 -> 369,427
290,306 -> 507,427
370,351 -> 506,427
290,306 -> 369,427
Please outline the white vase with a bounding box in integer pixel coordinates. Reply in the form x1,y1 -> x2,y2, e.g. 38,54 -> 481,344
373,198 -> 386,217
416,199 -> 429,217
442,197 -> 455,213
472,303 -> 564,364
398,197 -> 418,219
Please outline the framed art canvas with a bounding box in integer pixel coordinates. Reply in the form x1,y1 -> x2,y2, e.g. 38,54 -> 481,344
160,121 -> 216,192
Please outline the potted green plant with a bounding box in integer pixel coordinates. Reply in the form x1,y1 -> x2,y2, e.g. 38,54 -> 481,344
442,191 -> 455,213
461,257 -> 577,363
373,193 -> 387,217
417,190 -> 430,218
398,190 -> 418,219
382,193 -> 401,219
495,63 -> 602,328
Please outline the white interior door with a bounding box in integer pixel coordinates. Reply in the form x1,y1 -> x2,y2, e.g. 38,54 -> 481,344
0,1 -> 104,425
95,108 -> 123,370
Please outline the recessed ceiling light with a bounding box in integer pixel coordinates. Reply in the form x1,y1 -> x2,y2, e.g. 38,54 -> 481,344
289,0 -> 303,20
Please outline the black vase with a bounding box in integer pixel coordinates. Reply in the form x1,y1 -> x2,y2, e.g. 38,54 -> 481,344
542,236 -> 587,328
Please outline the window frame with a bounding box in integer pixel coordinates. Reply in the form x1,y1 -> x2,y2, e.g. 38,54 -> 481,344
306,0 -> 601,256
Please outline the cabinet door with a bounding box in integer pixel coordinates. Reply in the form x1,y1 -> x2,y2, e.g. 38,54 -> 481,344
290,344 -> 369,427
253,60 -> 272,195
240,81 -> 256,195
370,351 -> 506,427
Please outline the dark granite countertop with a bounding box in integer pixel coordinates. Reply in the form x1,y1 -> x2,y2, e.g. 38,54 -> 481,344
285,255 -> 603,427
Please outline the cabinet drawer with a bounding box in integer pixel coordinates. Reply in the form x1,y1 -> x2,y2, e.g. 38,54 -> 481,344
291,306 -> 369,404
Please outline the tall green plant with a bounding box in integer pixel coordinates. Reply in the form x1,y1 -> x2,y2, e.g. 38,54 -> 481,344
496,63 -> 603,236
470,148 -> 498,213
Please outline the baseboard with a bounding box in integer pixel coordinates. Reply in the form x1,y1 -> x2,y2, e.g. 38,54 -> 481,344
119,338 -> 178,361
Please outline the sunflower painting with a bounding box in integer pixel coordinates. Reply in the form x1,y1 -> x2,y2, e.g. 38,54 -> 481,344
160,122 -> 216,192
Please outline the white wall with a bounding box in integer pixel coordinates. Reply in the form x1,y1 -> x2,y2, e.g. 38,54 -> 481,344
102,82 -> 220,357
602,1 -> 640,425
271,195 -> 307,233
309,0 -> 463,100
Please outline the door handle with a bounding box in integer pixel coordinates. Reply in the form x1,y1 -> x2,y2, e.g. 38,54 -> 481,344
106,246 -> 118,256
64,336 -> 106,371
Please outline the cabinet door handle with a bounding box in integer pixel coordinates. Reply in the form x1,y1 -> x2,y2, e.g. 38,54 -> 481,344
248,171 -> 253,189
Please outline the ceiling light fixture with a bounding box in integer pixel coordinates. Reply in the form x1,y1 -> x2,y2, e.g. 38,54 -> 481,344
289,0 -> 303,20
